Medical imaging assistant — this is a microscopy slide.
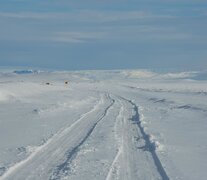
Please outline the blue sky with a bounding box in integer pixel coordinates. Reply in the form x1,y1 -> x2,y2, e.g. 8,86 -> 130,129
0,0 -> 207,70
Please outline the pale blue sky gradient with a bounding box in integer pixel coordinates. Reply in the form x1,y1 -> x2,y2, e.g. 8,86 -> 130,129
0,0 -> 207,70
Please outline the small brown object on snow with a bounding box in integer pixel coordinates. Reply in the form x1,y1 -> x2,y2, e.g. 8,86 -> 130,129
65,81 -> 69,84
45,82 -> 50,85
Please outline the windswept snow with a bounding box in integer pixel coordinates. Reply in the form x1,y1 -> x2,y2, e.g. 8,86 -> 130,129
0,70 -> 207,180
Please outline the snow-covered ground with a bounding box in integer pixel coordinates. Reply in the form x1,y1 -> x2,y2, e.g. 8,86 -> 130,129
0,69 -> 207,180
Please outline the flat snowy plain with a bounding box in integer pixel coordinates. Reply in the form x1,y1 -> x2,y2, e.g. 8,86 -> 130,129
0,69 -> 207,180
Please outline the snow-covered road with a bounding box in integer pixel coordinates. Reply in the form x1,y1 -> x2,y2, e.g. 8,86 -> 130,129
0,70 -> 207,180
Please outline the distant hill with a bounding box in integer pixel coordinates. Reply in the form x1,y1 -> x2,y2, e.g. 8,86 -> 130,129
13,70 -> 39,74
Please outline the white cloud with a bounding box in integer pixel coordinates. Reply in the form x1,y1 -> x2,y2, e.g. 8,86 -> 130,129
0,10 -> 175,22
0,10 -> 192,44
0,12 -> 54,19
47,25 -> 192,44
51,31 -> 107,43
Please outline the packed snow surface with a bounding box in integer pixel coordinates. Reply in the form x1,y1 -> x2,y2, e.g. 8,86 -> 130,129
0,70 -> 207,180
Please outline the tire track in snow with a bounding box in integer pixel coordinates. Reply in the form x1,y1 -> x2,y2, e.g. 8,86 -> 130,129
105,102 -> 124,180
0,93 -> 113,180
53,93 -> 120,180
0,98 -> 101,180
50,94 -> 115,180
119,96 -> 169,180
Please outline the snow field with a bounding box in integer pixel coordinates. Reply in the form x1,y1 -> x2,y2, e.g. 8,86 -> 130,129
0,70 -> 207,180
